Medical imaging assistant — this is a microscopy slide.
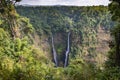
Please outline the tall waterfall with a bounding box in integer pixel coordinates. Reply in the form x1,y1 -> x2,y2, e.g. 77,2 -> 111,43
51,35 -> 58,67
64,32 -> 71,67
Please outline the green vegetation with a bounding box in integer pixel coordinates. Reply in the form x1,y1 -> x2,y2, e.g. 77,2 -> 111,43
106,0 -> 120,67
0,0 -> 120,79
105,0 -> 120,76
16,6 -> 114,67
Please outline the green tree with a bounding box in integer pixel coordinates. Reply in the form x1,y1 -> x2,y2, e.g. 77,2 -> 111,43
0,0 -> 22,39
107,0 -> 120,67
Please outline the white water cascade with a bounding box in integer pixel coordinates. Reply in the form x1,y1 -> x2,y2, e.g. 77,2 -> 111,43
51,35 -> 58,67
64,32 -> 71,67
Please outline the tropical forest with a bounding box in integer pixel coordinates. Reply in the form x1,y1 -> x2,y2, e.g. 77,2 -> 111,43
0,0 -> 120,80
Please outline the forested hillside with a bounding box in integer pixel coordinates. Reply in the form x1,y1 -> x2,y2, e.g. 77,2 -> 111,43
16,6 -> 115,67
0,0 -> 120,79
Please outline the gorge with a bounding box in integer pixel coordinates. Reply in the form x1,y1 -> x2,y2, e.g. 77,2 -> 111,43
16,6 -> 114,67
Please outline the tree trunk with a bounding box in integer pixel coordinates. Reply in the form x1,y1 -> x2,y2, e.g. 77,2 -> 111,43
8,19 -> 16,39
116,32 -> 120,66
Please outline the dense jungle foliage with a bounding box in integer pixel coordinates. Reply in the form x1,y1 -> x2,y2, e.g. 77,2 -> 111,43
0,0 -> 120,80
16,6 -> 115,67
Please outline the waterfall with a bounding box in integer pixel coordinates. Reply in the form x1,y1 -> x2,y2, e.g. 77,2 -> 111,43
51,34 -> 58,67
64,32 -> 71,67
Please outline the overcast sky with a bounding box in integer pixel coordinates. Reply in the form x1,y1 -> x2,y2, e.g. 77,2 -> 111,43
19,0 -> 110,6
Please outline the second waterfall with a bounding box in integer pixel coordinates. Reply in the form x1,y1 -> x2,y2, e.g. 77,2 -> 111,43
64,32 -> 71,67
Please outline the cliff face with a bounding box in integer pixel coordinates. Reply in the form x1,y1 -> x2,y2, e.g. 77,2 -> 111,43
83,26 -> 111,67
95,26 -> 110,67
29,26 -> 111,67
16,6 -> 114,66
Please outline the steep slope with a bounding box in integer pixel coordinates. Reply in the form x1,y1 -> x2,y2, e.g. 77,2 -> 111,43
16,6 -> 114,67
